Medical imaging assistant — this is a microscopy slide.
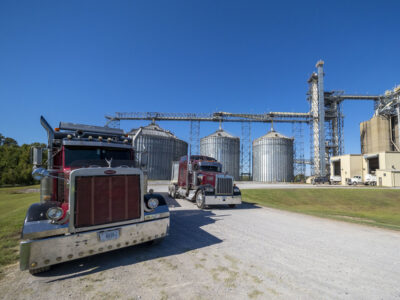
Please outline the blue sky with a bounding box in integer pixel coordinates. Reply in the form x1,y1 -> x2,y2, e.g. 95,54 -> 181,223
1,0 -> 399,161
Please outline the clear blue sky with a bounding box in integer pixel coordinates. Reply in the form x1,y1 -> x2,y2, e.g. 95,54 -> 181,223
1,0 -> 399,159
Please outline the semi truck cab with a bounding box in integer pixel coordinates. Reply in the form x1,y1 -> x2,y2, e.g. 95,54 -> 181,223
168,155 -> 241,209
20,116 -> 170,274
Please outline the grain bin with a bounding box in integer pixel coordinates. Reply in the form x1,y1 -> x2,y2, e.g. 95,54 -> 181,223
128,123 -> 187,180
200,129 -> 240,180
252,129 -> 294,182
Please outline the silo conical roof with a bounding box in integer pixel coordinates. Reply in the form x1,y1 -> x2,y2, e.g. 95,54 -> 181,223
201,129 -> 239,139
253,129 -> 293,143
128,123 -> 178,138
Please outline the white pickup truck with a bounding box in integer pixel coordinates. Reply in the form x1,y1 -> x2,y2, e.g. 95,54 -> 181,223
348,176 -> 363,185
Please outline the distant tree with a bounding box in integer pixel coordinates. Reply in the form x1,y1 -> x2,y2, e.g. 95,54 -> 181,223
0,134 -> 45,186
3,137 -> 18,146
294,174 -> 306,183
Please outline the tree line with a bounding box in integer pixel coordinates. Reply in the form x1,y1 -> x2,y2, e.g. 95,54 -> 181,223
0,133 -> 45,186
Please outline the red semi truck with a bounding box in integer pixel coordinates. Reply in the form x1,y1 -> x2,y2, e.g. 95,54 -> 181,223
20,116 -> 169,274
168,155 -> 241,209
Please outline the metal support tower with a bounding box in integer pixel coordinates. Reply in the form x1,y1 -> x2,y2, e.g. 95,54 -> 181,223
316,60 -> 326,177
292,122 -> 305,176
189,120 -> 200,155
337,103 -> 345,155
308,72 -> 320,176
240,122 -> 252,179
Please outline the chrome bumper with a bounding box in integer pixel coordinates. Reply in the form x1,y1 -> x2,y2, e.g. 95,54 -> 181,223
204,195 -> 242,205
20,216 -> 169,271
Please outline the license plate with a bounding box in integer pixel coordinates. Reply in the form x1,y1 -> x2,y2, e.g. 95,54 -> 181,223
98,229 -> 120,242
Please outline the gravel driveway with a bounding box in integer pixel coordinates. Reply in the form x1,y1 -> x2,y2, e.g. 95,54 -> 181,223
1,192 -> 400,299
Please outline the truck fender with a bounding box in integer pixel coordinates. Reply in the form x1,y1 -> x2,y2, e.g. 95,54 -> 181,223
24,202 -> 60,222
195,185 -> 210,195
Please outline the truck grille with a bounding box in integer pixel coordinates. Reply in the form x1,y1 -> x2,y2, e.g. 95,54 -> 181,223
74,175 -> 141,228
216,177 -> 233,195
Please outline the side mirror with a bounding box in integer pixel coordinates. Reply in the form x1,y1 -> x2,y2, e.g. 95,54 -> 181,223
32,167 -> 68,183
31,147 -> 43,167
32,168 -> 50,181
140,152 -> 148,167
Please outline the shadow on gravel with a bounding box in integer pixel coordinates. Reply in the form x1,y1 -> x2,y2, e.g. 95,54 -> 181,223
39,209 -> 222,282
162,192 -> 261,211
207,202 -> 261,210
163,194 -> 182,208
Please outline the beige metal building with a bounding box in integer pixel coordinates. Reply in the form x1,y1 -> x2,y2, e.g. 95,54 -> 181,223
330,154 -> 363,185
330,152 -> 400,187
363,152 -> 400,186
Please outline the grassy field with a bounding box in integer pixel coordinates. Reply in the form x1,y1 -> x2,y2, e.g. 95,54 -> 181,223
0,185 -> 38,274
242,189 -> 400,230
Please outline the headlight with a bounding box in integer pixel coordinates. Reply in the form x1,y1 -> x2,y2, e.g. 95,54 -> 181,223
147,198 -> 159,210
46,207 -> 63,221
233,186 -> 240,192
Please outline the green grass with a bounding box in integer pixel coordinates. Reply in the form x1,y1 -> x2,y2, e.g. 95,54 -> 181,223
0,185 -> 38,273
242,189 -> 400,230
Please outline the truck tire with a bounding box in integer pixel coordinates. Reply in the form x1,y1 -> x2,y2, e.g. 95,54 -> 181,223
169,185 -> 176,198
195,190 -> 206,209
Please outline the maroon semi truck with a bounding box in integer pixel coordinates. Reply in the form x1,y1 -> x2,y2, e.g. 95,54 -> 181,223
20,116 -> 170,274
168,155 -> 241,209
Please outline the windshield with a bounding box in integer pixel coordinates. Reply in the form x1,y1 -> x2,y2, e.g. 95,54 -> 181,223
200,165 -> 221,172
64,147 -> 134,167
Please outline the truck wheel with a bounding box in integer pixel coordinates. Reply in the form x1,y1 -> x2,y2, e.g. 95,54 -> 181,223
29,266 -> 50,275
228,204 -> 236,208
195,190 -> 206,209
169,185 -> 176,198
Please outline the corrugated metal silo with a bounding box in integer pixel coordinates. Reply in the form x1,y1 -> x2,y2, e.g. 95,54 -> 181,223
200,129 -> 240,180
128,123 -> 187,180
252,129 -> 294,182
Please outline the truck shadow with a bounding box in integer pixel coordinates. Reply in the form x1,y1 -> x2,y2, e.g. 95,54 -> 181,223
42,209 -> 223,282
162,193 -> 261,211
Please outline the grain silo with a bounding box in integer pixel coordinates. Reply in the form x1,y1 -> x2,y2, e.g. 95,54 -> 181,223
200,129 -> 240,180
128,123 -> 187,180
360,115 -> 391,154
252,129 -> 294,182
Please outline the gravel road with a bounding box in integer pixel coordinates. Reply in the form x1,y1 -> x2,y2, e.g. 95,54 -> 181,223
1,191 -> 400,299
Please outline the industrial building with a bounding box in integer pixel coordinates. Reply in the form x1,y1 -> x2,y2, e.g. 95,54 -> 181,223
360,115 -> 400,153
330,154 -> 363,185
330,151 -> 400,187
106,61 -> 400,183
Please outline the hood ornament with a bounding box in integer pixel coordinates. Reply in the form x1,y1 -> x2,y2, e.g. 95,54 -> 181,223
105,158 -> 113,168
